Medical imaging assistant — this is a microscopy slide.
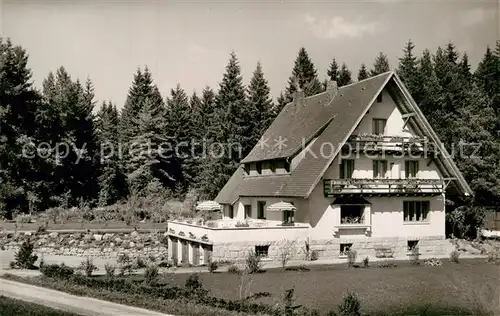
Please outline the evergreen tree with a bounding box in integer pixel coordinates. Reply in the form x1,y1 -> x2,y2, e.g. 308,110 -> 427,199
337,63 -> 352,87
475,46 -> 500,98
199,86 -> 217,138
284,47 -> 323,102
397,39 -> 419,94
460,52 -> 471,80
446,42 -> 459,64
371,52 -> 391,76
96,101 -> 128,205
247,61 -> 274,146
272,91 -> 288,118
327,58 -> 339,81
357,64 -> 369,81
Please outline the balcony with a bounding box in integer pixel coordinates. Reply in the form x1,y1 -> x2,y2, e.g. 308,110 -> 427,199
324,178 -> 444,197
343,134 -> 436,154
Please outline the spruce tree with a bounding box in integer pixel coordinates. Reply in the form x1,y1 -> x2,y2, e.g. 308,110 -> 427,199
397,39 -> 419,94
460,52 -> 471,80
247,62 -> 274,146
273,91 -> 288,118
327,58 -> 339,81
357,64 -> 369,81
284,47 -> 323,102
371,52 -> 391,76
337,63 -> 352,87
475,46 -> 499,98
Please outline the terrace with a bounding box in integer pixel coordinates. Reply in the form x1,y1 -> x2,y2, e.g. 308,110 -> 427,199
343,134 -> 437,154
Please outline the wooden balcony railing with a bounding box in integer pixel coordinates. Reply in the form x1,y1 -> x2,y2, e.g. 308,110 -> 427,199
343,135 -> 436,154
323,178 -> 443,196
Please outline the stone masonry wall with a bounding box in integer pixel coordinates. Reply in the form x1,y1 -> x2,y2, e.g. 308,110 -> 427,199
0,230 -> 169,260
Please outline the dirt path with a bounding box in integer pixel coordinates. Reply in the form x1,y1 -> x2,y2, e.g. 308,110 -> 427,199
0,278 -> 173,316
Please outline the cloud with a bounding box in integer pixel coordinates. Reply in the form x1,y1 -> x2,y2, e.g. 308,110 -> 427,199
304,13 -> 380,39
460,7 -> 495,27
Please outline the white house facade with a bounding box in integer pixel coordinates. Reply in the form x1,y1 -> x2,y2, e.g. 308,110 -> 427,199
166,72 -> 473,265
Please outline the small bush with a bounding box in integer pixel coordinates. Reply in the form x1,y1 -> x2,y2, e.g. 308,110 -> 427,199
135,257 -> 147,269
346,250 -> 357,268
424,258 -> 443,266
310,250 -> 319,261
378,261 -> 398,268
409,247 -> 420,266
13,239 -> 38,269
207,259 -> 218,273
144,264 -> 159,284
362,257 -> 369,268
117,253 -> 133,275
40,263 -> 74,279
228,264 -> 240,274
246,250 -> 263,274
104,264 -> 115,279
285,264 -> 310,272
486,246 -> 500,265
449,250 -> 460,263
337,292 -> 361,316
185,273 -> 203,291
79,257 -> 98,277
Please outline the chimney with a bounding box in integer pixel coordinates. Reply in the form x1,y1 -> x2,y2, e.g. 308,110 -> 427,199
326,80 -> 338,99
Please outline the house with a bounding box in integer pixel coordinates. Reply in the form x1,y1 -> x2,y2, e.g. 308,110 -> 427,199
166,71 -> 472,265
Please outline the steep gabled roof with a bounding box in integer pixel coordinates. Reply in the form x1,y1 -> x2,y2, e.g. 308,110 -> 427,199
215,71 -> 472,204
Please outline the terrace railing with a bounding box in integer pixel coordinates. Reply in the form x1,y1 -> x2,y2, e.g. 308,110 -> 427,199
343,134 -> 437,154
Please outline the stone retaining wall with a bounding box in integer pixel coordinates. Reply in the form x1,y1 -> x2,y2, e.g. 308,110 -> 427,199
0,230 -> 168,260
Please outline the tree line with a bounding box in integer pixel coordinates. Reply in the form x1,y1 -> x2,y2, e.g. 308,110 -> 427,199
0,37 -> 499,225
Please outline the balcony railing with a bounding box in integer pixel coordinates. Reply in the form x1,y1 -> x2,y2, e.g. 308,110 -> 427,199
343,134 -> 436,154
324,178 -> 443,196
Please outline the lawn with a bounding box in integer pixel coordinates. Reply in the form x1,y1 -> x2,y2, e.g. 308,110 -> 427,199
0,296 -> 80,316
157,259 -> 500,315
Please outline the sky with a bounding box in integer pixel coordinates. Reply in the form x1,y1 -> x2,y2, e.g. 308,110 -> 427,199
0,0 -> 498,109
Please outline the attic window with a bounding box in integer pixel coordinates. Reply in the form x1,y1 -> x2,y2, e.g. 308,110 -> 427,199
376,94 -> 383,103
256,162 -> 262,175
284,161 -> 291,173
270,161 -> 276,173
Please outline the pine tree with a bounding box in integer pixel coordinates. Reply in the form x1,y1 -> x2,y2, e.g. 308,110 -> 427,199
460,52 -> 471,80
446,42 -> 459,64
337,63 -> 352,87
247,61 -> 274,147
284,47 -> 323,102
327,58 -> 339,81
272,91 -> 288,118
357,64 -> 368,81
397,39 -> 419,94
371,52 -> 391,76
475,46 -> 499,98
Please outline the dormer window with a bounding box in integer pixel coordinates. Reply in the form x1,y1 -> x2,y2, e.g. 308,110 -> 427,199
284,161 -> 290,173
270,161 -> 276,173
244,164 -> 250,175
256,162 -> 262,175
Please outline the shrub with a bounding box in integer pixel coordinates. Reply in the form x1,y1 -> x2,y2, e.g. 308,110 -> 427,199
104,264 -> 115,279
346,250 -> 357,268
80,257 -> 98,277
207,259 -> 218,273
283,287 -> 301,316
144,264 -> 159,284
117,253 -> 133,275
228,264 -> 240,274
246,250 -> 263,274
310,250 -> 319,261
486,245 -> 500,265
362,257 -> 369,268
337,292 -> 361,316
13,239 -> 38,269
40,263 -> 74,279
185,273 -> 203,291
409,247 -> 420,266
279,240 -> 294,269
449,250 -> 460,263
378,261 -> 398,268
135,257 -> 147,269
424,258 -> 443,266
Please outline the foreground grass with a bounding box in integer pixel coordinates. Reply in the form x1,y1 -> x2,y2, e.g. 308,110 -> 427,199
3,258 -> 499,316
0,295 -> 80,316
2,274 -> 262,316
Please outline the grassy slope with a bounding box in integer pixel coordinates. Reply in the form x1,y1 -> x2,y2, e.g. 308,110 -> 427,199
0,296 -> 79,316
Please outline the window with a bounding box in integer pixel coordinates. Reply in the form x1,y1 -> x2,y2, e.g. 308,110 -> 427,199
405,160 -> 419,178
283,210 -> 294,225
244,205 -> 252,219
244,164 -> 250,175
340,159 -> 355,179
376,94 -> 383,103
403,201 -> 429,222
340,205 -> 364,224
255,245 -> 269,258
407,240 -> 419,251
228,205 -> 234,219
270,161 -> 276,173
340,243 -> 353,256
372,118 -> 386,135
257,201 -> 266,219
373,160 -> 388,179
256,162 -> 262,175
